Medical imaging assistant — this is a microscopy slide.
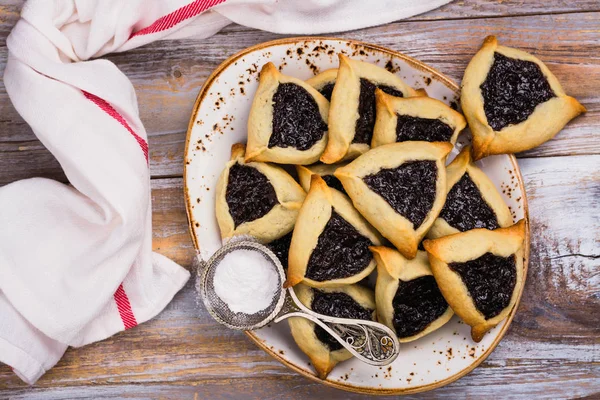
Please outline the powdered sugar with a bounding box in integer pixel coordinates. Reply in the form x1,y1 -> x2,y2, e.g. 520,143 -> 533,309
213,249 -> 280,314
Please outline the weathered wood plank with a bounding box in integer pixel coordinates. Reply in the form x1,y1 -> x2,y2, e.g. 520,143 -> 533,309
420,0 -> 600,21
513,156 -> 600,344
1,12 -> 598,186
1,155 -> 598,397
2,365 -> 599,400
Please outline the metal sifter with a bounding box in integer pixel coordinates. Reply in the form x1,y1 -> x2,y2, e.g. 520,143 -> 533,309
196,237 -> 400,366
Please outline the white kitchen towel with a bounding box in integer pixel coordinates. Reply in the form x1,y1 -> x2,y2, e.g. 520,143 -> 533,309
0,0 -> 451,385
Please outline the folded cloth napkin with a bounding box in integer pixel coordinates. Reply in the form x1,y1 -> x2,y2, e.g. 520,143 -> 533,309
0,0 -> 450,385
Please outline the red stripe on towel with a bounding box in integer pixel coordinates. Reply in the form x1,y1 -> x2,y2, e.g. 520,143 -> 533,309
130,0 -> 226,38
114,284 -> 138,330
82,90 -> 149,163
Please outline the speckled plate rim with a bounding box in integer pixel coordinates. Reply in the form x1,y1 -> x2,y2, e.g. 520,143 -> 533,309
183,36 -> 531,396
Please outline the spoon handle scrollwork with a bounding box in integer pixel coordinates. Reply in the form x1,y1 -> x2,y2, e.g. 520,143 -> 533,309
274,288 -> 399,366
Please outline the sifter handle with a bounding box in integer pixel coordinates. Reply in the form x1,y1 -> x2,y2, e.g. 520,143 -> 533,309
274,287 -> 400,366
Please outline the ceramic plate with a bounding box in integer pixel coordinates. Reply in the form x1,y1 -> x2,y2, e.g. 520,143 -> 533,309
184,37 -> 530,395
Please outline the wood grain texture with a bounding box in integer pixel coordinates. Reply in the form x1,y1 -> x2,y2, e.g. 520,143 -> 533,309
1,11 -> 600,185
418,0 -> 600,21
1,0 -> 599,398
1,157 -> 599,398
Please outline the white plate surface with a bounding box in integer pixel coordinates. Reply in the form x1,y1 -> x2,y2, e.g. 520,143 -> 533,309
184,38 -> 528,395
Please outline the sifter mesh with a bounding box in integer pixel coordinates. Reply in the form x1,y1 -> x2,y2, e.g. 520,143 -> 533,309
196,238 -> 286,331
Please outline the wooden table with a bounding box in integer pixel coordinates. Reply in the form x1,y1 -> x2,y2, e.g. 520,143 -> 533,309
1,1 -> 599,398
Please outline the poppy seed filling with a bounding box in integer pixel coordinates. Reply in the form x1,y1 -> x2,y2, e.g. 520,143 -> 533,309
225,164 -> 278,227
395,115 -> 454,143
392,276 -> 448,338
480,52 -> 555,131
269,83 -> 327,150
363,160 -> 438,229
321,174 -> 347,195
305,211 -> 373,282
318,82 -> 335,101
449,252 -> 517,319
439,173 -> 500,232
266,231 -> 293,270
354,78 -> 404,144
